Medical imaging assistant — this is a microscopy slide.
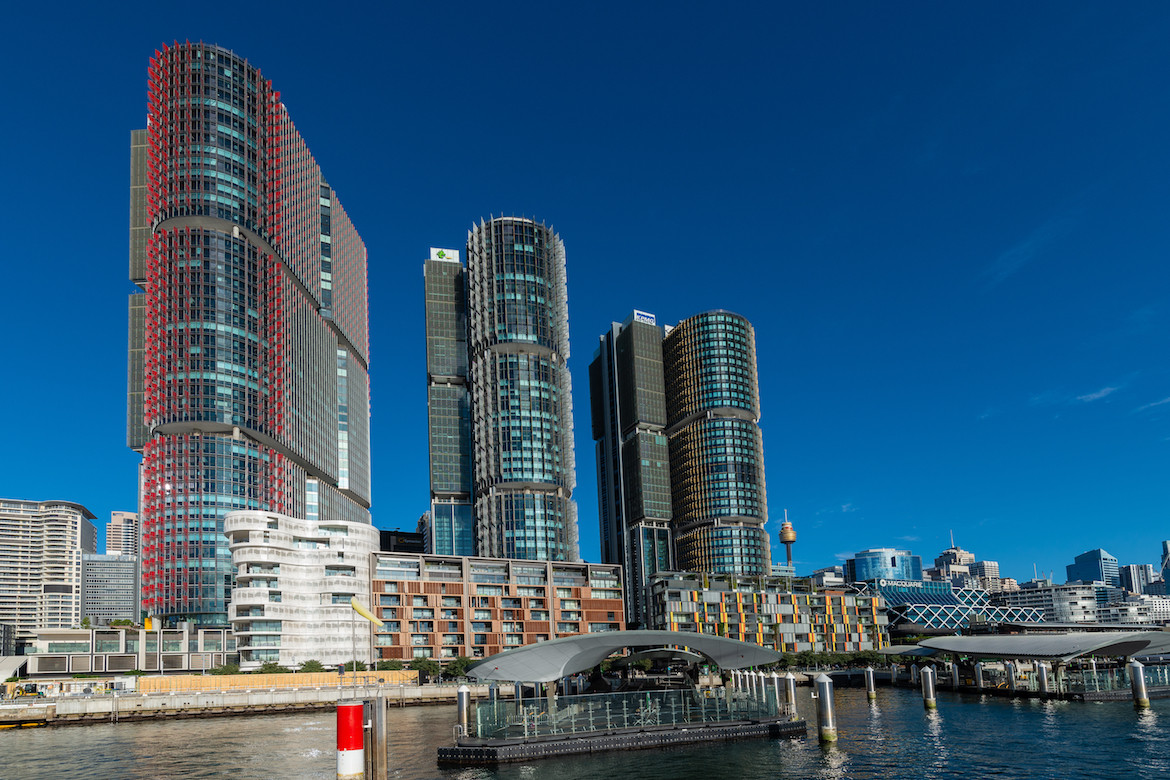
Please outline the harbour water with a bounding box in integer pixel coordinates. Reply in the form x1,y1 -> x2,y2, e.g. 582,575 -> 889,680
2,687 -> 1166,779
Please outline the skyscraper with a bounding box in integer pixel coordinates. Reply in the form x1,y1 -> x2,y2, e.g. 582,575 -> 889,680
591,309 -> 770,624
454,217 -> 578,561
1119,563 -> 1157,594
664,311 -> 770,575
129,43 -> 372,626
423,248 -> 474,556
0,499 -> 97,649
590,311 -> 674,627
106,511 -> 138,557
1066,548 -> 1120,586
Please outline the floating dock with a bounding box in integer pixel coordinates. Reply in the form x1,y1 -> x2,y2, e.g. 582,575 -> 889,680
439,718 -> 806,764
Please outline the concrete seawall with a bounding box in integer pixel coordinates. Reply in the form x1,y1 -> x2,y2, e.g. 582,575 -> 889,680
0,683 -> 498,727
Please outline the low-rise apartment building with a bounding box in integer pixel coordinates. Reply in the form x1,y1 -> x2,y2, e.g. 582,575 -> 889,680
648,571 -> 889,653
370,554 -> 625,663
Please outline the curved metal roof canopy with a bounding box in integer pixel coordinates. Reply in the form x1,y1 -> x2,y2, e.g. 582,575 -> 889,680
465,630 -> 784,683
919,631 -> 1170,663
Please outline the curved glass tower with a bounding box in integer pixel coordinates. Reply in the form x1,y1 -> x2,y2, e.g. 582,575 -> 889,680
663,311 -> 769,575
465,217 -> 578,560
130,43 -> 371,625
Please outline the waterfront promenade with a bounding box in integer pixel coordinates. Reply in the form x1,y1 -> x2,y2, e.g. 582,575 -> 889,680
0,679 -> 495,727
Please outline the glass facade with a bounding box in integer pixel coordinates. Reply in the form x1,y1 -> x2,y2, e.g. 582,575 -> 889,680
134,43 -> 371,626
662,311 -> 770,576
844,548 -> 924,582
590,314 -> 674,627
424,251 -> 473,555
1066,548 -> 1120,586
465,218 -> 578,561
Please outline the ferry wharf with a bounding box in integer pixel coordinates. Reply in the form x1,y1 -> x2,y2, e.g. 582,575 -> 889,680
881,630 -> 1170,706
437,630 -> 807,766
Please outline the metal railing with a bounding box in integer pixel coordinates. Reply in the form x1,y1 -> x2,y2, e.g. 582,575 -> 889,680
472,687 -> 792,741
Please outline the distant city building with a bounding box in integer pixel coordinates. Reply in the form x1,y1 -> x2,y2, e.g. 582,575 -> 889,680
1097,594 -> 1170,626
106,511 -> 138,557
425,220 -> 579,561
380,529 -> 426,553
131,43 -> 372,627
590,310 -> 770,625
926,545 -> 975,587
994,580 -> 1102,623
648,571 -> 888,653
999,577 -> 1020,592
1065,549 -> 1120,587
869,579 -> 1042,634
844,548 -> 923,583
81,554 -> 138,624
771,563 -> 796,579
423,248 -> 475,557
1119,563 -> 1157,595
23,626 -> 236,676
809,566 -> 846,589
370,554 -> 623,663
969,559 -> 1002,592
0,624 -> 13,657
0,499 -> 97,650
224,508 -> 378,670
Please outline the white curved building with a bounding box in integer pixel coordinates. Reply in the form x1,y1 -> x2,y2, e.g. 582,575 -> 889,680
225,509 -> 378,670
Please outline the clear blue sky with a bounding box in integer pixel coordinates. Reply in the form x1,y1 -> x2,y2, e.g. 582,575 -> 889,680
3,2 -> 1168,582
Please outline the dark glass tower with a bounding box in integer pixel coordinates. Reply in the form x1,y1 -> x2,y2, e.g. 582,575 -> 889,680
129,43 -> 372,626
590,311 -> 674,627
464,217 -> 578,561
664,311 -> 770,575
424,248 -> 474,556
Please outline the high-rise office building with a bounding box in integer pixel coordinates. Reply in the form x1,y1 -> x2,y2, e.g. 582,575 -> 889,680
423,248 -> 474,556
0,499 -> 97,649
590,310 -> 674,627
129,43 -> 372,626
425,218 -> 578,561
926,545 -> 975,586
591,310 -> 770,624
1066,548 -> 1120,586
106,511 -> 138,557
81,554 -> 139,624
1119,563 -> 1157,595
844,548 -> 924,583
664,311 -> 770,575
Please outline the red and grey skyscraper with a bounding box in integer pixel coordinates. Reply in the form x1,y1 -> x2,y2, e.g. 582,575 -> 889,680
128,43 -> 371,626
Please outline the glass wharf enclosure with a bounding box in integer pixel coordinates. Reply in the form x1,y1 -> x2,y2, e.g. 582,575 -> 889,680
129,43 -> 372,626
423,219 -> 578,562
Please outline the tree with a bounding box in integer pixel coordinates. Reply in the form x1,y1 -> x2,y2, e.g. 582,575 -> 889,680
374,660 -> 403,671
409,657 -> 440,682
342,660 -> 368,672
443,656 -> 474,679
299,659 -> 326,673
208,663 -> 240,675
80,617 -> 91,629
258,661 -> 291,674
